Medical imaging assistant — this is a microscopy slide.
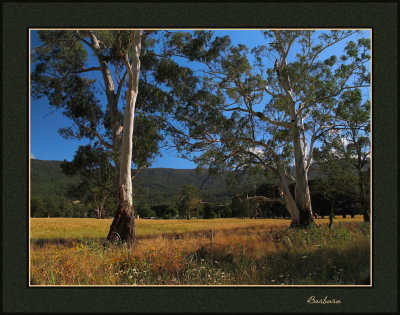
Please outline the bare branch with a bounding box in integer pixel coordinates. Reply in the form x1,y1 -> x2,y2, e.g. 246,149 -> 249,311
246,195 -> 284,204
116,69 -> 128,103
72,67 -> 102,74
131,166 -> 143,181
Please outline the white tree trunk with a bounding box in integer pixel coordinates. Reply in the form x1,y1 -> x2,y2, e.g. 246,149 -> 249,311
120,30 -> 142,206
276,171 -> 300,222
292,121 -> 315,225
107,30 -> 142,245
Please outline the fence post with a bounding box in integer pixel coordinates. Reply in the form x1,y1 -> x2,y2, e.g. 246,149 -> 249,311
211,229 -> 214,264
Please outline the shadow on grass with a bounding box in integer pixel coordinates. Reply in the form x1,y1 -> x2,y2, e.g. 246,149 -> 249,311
30,226 -> 275,247
265,243 -> 370,285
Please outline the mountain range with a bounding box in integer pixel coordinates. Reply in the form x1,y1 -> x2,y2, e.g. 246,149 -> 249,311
30,159 -> 265,206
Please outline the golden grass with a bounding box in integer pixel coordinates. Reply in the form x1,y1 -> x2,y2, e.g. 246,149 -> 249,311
30,216 -> 369,286
30,216 -> 364,240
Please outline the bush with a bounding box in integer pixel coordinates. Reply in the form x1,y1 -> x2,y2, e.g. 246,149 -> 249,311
203,203 -> 216,219
31,196 -> 45,217
138,205 -> 157,218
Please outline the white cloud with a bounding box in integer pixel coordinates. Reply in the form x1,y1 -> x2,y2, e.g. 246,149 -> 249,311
30,154 -> 35,159
341,137 -> 350,147
249,147 -> 264,156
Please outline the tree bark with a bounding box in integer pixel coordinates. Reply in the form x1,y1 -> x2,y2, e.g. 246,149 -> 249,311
107,30 -> 142,246
276,171 -> 300,222
291,118 -> 318,227
272,31 -> 318,228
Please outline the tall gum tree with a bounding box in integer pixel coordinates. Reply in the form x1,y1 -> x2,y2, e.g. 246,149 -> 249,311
106,30 -> 142,245
158,30 -> 370,227
31,30 -> 170,245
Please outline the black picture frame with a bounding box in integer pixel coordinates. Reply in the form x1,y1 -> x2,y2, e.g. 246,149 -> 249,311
2,1 -> 398,313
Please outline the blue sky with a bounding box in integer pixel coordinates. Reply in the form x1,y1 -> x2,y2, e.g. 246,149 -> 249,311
30,29 -> 370,168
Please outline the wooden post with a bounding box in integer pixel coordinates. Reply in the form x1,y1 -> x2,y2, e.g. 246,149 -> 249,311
211,229 -> 214,264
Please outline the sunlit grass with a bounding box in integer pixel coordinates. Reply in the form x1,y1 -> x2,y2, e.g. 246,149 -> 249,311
30,216 -> 369,285
30,216 -> 364,240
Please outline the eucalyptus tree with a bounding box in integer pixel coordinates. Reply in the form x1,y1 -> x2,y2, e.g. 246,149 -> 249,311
31,30 -> 170,245
313,138 -> 358,227
326,88 -> 370,221
178,185 -> 200,220
61,144 -> 116,218
159,30 -> 370,227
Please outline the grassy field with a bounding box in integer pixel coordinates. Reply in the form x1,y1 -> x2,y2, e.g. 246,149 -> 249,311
30,216 -> 370,286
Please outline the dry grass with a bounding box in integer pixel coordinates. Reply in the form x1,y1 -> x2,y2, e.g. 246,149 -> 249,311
30,216 -> 364,239
30,216 -> 370,286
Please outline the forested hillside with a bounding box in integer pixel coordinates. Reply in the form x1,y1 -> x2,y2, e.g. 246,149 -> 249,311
30,159 -> 263,206
31,159 -> 81,204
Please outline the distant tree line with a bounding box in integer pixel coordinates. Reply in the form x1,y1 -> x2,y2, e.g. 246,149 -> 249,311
31,164 -> 368,220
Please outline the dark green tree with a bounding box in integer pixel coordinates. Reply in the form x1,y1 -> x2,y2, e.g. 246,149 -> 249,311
313,139 -> 358,228
137,205 -> 156,218
202,202 -> 216,219
231,195 -> 242,218
335,89 -> 370,221
178,185 -> 200,220
31,196 -> 45,217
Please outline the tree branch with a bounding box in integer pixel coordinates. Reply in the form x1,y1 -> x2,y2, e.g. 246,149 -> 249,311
131,166 -> 143,181
223,106 -> 291,128
72,66 -> 102,74
246,195 -> 284,204
82,125 -> 113,150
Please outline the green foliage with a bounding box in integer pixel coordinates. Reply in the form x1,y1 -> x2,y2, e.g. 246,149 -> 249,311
178,185 -> 201,219
60,144 -> 116,218
202,202 -> 217,219
31,196 -> 45,217
231,196 -> 251,218
137,205 -> 156,218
